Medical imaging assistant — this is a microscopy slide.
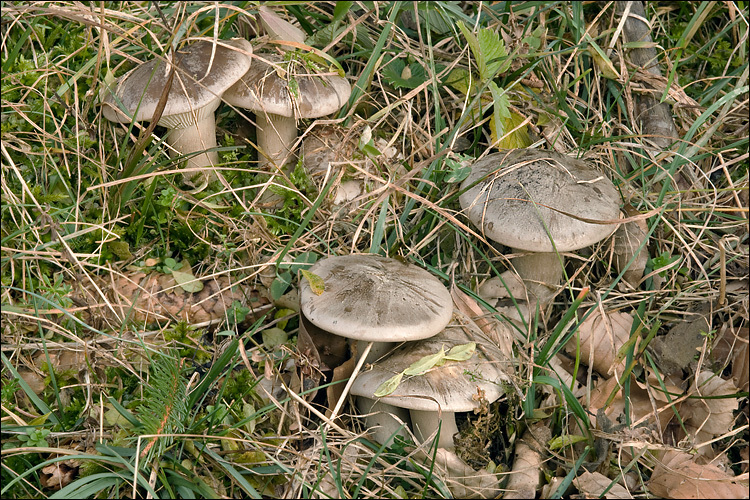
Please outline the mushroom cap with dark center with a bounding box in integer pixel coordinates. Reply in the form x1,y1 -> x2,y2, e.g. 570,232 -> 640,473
223,54 -> 351,119
299,254 -> 452,342
102,38 -> 253,129
459,149 -> 621,253
350,325 -> 507,412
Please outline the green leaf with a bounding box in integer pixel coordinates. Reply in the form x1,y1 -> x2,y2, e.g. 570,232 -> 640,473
477,27 -> 510,80
382,58 -> 428,89
171,260 -> 204,293
262,327 -> 288,349
270,271 -> 292,301
549,433 -> 589,450
300,269 -> 325,295
374,372 -> 404,397
444,342 -> 476,361
403,346 -> 446,376
444,156 -> 472,184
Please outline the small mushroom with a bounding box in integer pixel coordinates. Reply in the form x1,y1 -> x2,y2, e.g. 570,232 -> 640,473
223,54 -> 351,174
102,39 -> 253,183
460,149 -> 620,310
350,325 -> 507,450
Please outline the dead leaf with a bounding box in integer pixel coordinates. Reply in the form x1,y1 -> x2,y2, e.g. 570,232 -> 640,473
682,371 -> 739,438
41,462 -> 77,490
565,308 -> 633,377
648,450 -> 748,499
326,356 -> 356,419
574,471 -> 632,499
451,285 -> 515,359
504,423 -> 551,499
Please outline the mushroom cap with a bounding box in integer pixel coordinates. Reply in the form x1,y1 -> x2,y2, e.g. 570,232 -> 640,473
350,325 -> 508,412
223,54 -> 351,119
299,254 -> 452,342
459,149 -> 621,253
102,38 -> 253,129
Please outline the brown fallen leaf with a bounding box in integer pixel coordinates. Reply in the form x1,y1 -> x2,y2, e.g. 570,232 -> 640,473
564,307 -> 633,377
41,462 -> 77,490
574,471 -> 633,499
682,371 -> 739,438
648,450 -> 748,499
504,423 -> 551,499
451,284 -> 515,359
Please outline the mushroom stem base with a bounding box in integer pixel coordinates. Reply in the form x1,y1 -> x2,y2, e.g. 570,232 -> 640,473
355,397 -> 411,447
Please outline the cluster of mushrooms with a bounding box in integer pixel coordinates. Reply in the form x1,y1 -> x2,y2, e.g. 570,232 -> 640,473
101,7 -> 351,190
297,150 -> 622,497
101,8 -> 627,499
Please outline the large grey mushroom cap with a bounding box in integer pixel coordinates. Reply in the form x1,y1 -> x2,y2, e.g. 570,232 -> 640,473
102,38 -> 253,129
459,149 -> 621,253
350,325 -> 507,412
223,54 -> 351,119
299,254 -> 452,342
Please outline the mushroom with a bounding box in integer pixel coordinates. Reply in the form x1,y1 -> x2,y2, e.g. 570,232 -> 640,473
298,253 -> 453,423
223,54 -> 351,174
102,38 -> 253,183
299,254 -> 453,363
350,324 -> 507,450
350,325 -> 508,499
460,149 -> 620,311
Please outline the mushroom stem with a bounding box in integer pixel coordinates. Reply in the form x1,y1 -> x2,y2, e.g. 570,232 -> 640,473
356,340 -> 396,365
355,397 -> 411,446
410,409 -> 460,450
327,341 -> 373,425
167,113 -> 220,183
510,249 -> 563,307
255,112 -> 297,173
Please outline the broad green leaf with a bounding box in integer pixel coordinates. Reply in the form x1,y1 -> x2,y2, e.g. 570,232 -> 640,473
300,269 -> 325,295
270,271 -> 292,301
274,308 -> 296,330
445,67 -> 474,95
403,346 -> 446,376
444,155 -> 472,184
491,110 -> 532,150
457,21 -> 483,78
444,342 -> 476,361
171,260 -> 204,293
374,372 -> 404,397
381,58 -> 428,89
549,433 -> 589,450
262,327 -> 288,349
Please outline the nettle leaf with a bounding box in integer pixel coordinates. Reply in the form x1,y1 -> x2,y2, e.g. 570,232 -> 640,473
444,342 -> 476,361
477,28 -> 510,80
300,269 -> 325,295
404,346 -> 446,376
374,372 -> 404,398
382,58 -> 428,89
171,260 -> 204,293
488,83 -> 531,149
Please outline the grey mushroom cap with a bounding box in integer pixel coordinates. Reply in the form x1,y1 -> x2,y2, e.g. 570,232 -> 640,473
459,149 -> 621,253
223,54 -> 351,119
299,254 -> 452,342
102,38 -> 253,129
350,325 -> 507,412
